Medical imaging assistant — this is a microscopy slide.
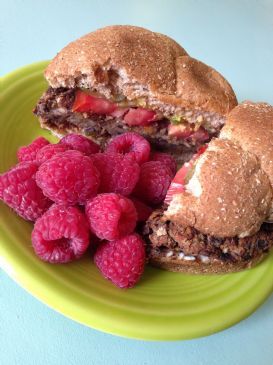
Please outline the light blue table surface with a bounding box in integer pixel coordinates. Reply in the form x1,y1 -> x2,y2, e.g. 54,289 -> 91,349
1,1 -> 273,364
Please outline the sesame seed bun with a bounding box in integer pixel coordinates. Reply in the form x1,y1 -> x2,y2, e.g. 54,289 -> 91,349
44,25 -> 237,116
220,101 -> 273,219
166,138 -> 272,238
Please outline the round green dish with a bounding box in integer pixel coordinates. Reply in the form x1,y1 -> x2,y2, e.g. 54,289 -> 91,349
1,61 -> 273,340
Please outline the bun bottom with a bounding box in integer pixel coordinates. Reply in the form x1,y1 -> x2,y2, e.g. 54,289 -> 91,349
149,250 -> 268,274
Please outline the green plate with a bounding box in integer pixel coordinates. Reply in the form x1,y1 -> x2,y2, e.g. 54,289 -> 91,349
1,61 -> 273,341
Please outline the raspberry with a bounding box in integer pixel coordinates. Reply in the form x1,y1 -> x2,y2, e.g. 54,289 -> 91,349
85,193 -> 137,240
60,133 -> 100,155
31,204 -> 90,263
36,143 -> 70,163
91,152 -> 139,196
17,137 -> 50,162
130,197 -> 153,222
149,151 -> 177,176
0,161 -> 51,221
94,233 -> 146,288
105,132 -> 150,165
133,161 -> 173,205
36,150 -> 100,205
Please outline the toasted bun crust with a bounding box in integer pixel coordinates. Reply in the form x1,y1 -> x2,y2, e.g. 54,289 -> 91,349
220,101 -> 273,191
156,55 -> 237,115
45,25 -> 237,115
149,250 -> 268,274
45,25 -> 187,95
166,138 -> 272,238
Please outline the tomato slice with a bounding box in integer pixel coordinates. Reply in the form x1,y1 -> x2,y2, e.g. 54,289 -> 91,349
168,124 -> 210,142
123,108 -> 156,126
168,124 -> 194,139
72,90 -> 117,115
191,127 -> 210,142
164,145 -> 208,205
164,164 -> 189,204
196,144 -> 208,156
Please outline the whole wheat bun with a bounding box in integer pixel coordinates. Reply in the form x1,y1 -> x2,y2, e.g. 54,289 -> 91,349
45,25 -> 237,117
220,101 -> 273,219
166,138 -> 272,238
149,250 -> 268,274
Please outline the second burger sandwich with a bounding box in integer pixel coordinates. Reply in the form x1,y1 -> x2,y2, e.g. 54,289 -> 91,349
144,102 -> 273,273
34,25 -> 237,162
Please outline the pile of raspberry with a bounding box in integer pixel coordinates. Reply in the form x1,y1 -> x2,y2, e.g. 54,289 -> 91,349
0,132 -> 176,288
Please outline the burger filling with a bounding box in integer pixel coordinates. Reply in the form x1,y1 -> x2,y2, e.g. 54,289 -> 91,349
144,146 -> 273,264
34,87 -> 222,154
143,209 -> 273,264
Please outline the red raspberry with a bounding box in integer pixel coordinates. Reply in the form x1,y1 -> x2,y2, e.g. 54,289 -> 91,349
105,132 -> 150,165
60,133 -> 100,155
36,150 -> 100,205
149,151 -> 177,176
31,204 -> 90,263
0,161 -> 51,221
91,152 -> 139,196
85,193 -> 137,241
36,143 -> 70,163
94,233 -> 146,288
130,197 -> 153,222
17,137 -> 50,162
133,161 -> 173,205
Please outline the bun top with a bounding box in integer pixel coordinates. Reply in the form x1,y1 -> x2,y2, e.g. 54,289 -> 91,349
166,138 -> 272,238
45,25 -> 186,94
220,101 -> 273,189
158,55 -> 237,115
45,25 -> 237,116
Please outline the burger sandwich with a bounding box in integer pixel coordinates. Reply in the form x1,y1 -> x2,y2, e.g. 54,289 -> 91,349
34,25 -> 237,162
144,104 -> 273,273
